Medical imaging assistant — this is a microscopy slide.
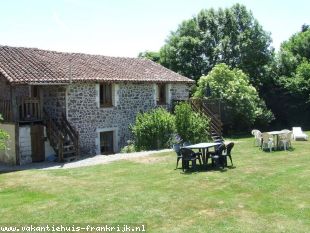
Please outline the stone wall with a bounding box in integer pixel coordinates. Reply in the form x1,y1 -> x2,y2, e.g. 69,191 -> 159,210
170,83 -> 190,101
65,82 -> 190,155
0,75 -> 11,100
66,83 -> 157,155
42,85 -> 67,121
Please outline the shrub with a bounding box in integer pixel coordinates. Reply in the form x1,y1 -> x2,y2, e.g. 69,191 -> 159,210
0,114 -> 9,150
174,102 -> 210,144
121,140 -> 136,153
131,108 -> 175,151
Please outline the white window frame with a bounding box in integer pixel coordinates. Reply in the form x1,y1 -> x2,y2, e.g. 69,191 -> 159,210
96,83 -> 119,108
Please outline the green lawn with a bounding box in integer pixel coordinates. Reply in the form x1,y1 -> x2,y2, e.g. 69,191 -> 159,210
0,133 -> 309,233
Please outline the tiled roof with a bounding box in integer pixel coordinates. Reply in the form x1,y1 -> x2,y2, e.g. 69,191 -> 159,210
0,45 -> 193,84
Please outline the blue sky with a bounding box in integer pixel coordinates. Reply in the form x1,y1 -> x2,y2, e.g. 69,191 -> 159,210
1,0 -> 309,57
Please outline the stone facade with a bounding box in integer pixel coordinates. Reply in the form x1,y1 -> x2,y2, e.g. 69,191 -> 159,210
66,82 -> 190,155
170,83 -> 190,101
42,85 -> 67,121
0,78 -> 190,159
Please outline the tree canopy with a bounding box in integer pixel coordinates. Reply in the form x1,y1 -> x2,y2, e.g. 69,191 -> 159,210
138,51 -> 160,63
159,4 -> 273,88
194,63 -> 274,131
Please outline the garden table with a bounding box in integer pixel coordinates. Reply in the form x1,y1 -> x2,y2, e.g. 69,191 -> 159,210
267,131 -> 283,150
185,142 -> 221,165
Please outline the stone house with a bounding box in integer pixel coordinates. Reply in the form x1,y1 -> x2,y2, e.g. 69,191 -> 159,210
0,45 -> 193,165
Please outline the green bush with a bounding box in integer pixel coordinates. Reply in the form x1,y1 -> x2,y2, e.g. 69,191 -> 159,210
0,114 -> 9,150
131,108 -> 176,151
174,102 -> 210,144
121,140 -> 136,153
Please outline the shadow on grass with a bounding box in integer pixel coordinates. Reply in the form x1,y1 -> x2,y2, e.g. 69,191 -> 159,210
177,163 -> 236,174
260,147 -> 296,154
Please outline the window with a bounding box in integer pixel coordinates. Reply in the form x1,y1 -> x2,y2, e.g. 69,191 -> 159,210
100,84 -> 112,107
157,84 -> 166,105
31,86 -> 39,98
100,131 -> 114,154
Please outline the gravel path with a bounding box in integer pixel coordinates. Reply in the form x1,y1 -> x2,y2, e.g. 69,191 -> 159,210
0,149 -> 172,172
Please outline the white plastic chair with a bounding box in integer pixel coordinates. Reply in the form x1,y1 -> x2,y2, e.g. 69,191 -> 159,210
261,133 -> 274,152
292,127 -> 308,141
251,129 -> 262,147
279,132 -> 292,150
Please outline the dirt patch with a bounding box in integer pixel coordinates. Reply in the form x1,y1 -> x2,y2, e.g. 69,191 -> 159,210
126,155 -> 169,164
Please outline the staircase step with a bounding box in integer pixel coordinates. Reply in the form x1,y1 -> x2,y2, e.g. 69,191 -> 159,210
63,145 -> 74,150
63,156 -> 78,162
63,150 -> 76,155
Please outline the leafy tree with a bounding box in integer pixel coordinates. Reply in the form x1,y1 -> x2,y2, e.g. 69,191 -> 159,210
194,63 -> 274,131
131,108 -> 175,150
138,51 -> 160,63
159,4 -> 273,88
174,102 -> 210,143
272,26 -> 310,127
278,27 -> 310,77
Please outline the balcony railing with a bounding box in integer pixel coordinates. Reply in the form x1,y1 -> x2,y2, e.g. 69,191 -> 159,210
0,100 -> 12,121
19,97 -> 42,122
0,98 -> 43,122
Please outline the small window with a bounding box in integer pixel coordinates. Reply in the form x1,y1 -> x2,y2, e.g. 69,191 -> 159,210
100,84 -> 112,107
100,131 -> 114,154
157,84 -> 166,105
31,86 -> 39,98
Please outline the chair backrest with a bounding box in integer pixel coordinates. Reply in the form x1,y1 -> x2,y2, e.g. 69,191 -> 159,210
173,144 -> 181,156
251,129 -> 260,136
225,142 -> 235,155
180,148 -> 195,160
262,133 -> 272,142
292,127 -> 303,134
215,143 -> 226,155
256,131 -> 262,139
286,132 -> 293,140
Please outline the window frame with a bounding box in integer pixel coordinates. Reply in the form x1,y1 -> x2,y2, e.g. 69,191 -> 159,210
157,84 -> 166,105
99,83 -> 113,108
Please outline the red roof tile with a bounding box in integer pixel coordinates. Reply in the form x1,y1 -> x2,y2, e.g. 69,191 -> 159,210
0,46 -> 193,84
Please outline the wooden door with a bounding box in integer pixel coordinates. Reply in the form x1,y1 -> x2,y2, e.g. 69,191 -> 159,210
31,124 -> 45,162
100,131 -> 114,155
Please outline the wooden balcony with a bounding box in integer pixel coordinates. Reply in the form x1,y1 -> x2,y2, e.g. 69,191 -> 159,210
0,98 -> 43,123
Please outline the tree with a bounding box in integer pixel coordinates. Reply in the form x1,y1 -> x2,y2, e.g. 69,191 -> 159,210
159,4 -> 273,88
278,27 -> 310,77
138,51 -> 160,63
273,26 -> 310,127
194,64 -> 274,131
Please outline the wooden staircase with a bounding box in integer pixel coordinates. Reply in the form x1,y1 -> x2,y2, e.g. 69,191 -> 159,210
45,112 -> 80,162
190,99 -> 223,137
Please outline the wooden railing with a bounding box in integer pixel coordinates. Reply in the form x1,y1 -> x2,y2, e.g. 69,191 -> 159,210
45,114 -> 65,162
44,109 -> 80,162
61,113 -> 80,158
19,97 -> 42,121
0,100 -> 12,121
190,99 -> 223,136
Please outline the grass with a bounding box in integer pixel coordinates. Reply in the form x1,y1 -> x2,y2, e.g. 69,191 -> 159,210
0,133 -> 310,232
